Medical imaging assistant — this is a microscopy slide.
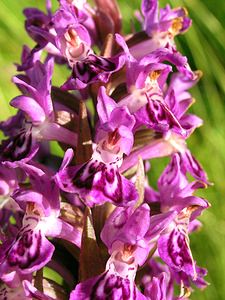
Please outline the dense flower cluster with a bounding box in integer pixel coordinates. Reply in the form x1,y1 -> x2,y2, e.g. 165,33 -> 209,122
0,0 -> 210,299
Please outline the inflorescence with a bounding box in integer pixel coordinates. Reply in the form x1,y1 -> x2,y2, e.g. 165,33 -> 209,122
0,0 -> 210,299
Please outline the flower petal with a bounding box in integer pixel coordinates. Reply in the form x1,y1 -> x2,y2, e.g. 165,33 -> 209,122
0,220 -> 54,276
56,158 -> 138,207
158,226 -> 196,279
10,96 -> 46,125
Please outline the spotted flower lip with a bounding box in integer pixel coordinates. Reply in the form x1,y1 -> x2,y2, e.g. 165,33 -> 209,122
0,211 -> 55,278
61,50 -> 127,90
0,125 -> 40,165
158,210 -> 197,280
55,147 -> 138,207
69,270 -> 147,300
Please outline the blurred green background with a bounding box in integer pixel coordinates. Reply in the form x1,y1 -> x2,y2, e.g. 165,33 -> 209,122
0,0 -> 225,299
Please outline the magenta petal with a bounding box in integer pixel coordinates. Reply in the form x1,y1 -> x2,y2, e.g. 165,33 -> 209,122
120,139 -> 176,173
181,150 -> 209,184
0,223 -> 54,276
146,211 -> 177,241
56,159 -> 138,207
135,99 -> 185,136
158,227 -> 196,279
101,205 -> 150,250
12,189 -> 45,210
97,86 -> 118,124
180,114 -> 203,135
40,122 -> 77,147
70,271 -> 141,300
58,148 -> 74,172
12,76 -> 37,99
47,218 -> 82,248
12,162 -> 60,216
117,125 -> 134,155
0,129 -> 39,164
142,0 -> 158,34
114,204 -> 150,246
158,153 -> 188,200
109,107 -> 135,131
101,207 -> 133,249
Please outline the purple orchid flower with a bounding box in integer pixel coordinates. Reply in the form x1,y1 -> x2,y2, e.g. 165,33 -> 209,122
55,87 -> 138,207
142,1 -> 191,38
22,0 -> 97,71
129,0 -> 191,59
119,63 -> 203,173
155,154 -> 209,280
142,153 -> 209,295
46,9 -> 125,90
0,58 -> 77,165
115,34 -> 196,138
70,201 -> 176,299
172,264 -> 208,292
70,204 -> 151,299
0,162 -> 82,286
